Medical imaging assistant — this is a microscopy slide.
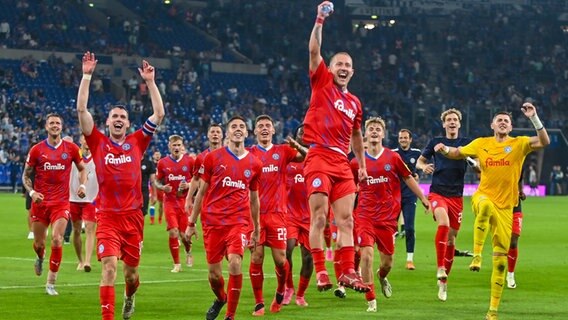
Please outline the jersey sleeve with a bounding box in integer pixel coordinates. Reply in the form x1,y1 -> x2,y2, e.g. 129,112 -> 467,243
284,145 -> 298,163
156,160 -> 164,181
520,136 -> 534,156
394,152 -> 412,178
421,139 -> 435,160
71,143 -> 82,165
133,129 -> 152,157
200,153 -> 213,184
192,154 -> 203,176
84,124 -> 104,157
26,145 -> 39,167
353,97 -> 363,131
309,60 -> 330,90
249,160 -> 262,191
459,138 -> 481,157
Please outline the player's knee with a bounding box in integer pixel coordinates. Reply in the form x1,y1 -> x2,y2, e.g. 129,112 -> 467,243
227,260 -> 242,275
311,214 -> 327,231
337,215 -> 354,231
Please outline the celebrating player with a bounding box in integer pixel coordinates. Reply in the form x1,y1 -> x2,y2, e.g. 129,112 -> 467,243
186,116 -> 262,320
22,113 -> 86,295
393,129 -> 423,270
69,135 -> 98,273
435,102 -> 549,319
248,115 -> 306,315
283,125 -> 313,307
351,117 -> 429,312
155,135 -> 194,273
77,51 -> 165,320
416,108 -> 472,302
303,1 -> 369,293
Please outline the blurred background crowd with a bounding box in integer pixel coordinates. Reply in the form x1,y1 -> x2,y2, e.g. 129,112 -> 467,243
1,0 -> 568,193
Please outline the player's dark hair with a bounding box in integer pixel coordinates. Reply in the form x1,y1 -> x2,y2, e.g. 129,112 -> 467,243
493,111 -> 513,123
226,115 -> 247,129
109,105 -> 129,116
45,113 -> 63,125
207,123 -> 223,132
399,128 -> 413,138
254,114 -> 274,127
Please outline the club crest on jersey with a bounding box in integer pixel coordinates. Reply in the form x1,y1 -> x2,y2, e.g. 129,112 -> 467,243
272,153 -> 280,160
182,165 -> 188,172
432,201 -> 438,208
384,164 -> 392,171
122,143 -> 131,151
61,153 -> 68,160
312,178 -> 322,188
98,244 -> 105,254
504,146 -> 512,153
410,158 -> 416,163
244,169 -> 251,178
141,164 -> 147,170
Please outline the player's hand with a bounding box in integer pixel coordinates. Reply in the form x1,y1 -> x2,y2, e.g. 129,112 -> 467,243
317,1 -> 333,18
77,185 -> 86,199
185,225 -> 198,240
179,181 -> 189,190
422,163 -> 435,175
519,191 -> 527,201
521,102 -> 537,118
421,198 -> 430,213
82,51 -> 97,75
358,167 -> 368,181
138,60 -> 155,82
31,192 -> 44,204
250,228 -> 260,249
434,143 -> 450,155
162,184 -> 172,193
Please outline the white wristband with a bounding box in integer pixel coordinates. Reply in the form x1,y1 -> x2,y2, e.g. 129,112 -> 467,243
466,157 -> 478,168
529,114 -> 544,130
29,190 -> 36,197
82,74 -> 92,81
79,184 -> 86,190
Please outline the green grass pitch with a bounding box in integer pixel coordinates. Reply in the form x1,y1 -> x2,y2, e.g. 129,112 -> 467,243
0,193 -> 566,319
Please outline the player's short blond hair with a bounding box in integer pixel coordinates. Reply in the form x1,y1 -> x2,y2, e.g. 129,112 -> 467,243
365,117 -> 386,131
168,134 -> 183,143
440,108 -> 462,122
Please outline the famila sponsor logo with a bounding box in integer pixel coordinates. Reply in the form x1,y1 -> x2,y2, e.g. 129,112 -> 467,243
222,176 -> 246,189
294,174 -> 304,183
367,175 -> 389,184
334,100 -> 356,121
43,162 -> 66,170
168,174 -> 186,181
104,153 -> 133,165
262,164 -> 279,173
485,158 -> 510,167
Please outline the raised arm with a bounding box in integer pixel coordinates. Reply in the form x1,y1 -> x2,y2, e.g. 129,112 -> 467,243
309,1 -> 333,72
77,52 -> 97,136
521,102 -> 550,150
138,60 -> 165,126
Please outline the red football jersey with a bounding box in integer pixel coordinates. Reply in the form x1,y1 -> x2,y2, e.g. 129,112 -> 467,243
85,126 -> 152,213
192,148 -> 211,177
303,60 -> 363,155
156,154 -> 195,205
26,139 -> 82,204
199,147 -> 262,226
350,148 -> 412,227
249,144 -> 298,215
286,162 -> 310,226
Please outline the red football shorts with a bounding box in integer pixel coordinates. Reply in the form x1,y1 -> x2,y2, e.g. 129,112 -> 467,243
428,193 -> 463,231
304,147 -> 356,203
356,222 -> 397,256
259,213 -> 287,250
203,225 -> 248,264
512,211 -> 523,236
286,219 -> 311,250
30,201 -> 70,225
164,199 -> 189,232
96,210 -> 144,267
70,202 -> 96,223
156,189 -> 165,202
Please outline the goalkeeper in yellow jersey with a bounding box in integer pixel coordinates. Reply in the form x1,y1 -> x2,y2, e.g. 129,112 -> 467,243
433,102 -> 550,320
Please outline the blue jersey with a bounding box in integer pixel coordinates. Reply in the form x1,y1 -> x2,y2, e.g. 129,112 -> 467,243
393,147 -> 422,199
421,136 -> 471,197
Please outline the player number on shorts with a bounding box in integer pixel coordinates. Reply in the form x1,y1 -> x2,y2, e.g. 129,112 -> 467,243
241,234 -> 247,248
277,228 -> 287,241
458,212 -> 463,224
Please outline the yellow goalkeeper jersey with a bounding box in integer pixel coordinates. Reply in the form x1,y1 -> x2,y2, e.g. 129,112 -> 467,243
460,136 -> 533,209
